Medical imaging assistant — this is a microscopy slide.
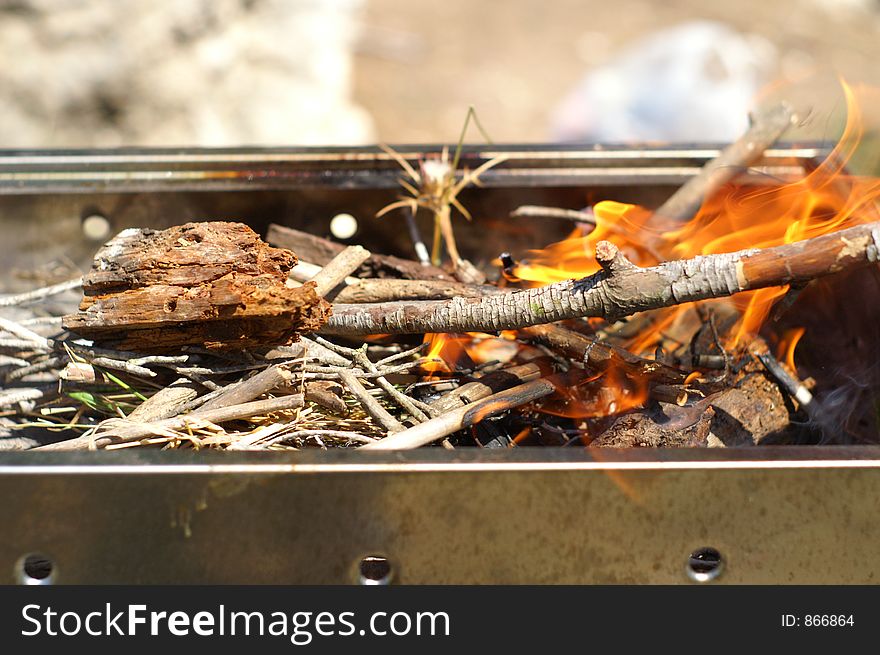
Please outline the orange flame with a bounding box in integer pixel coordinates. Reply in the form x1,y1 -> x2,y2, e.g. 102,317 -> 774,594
776,327 -> 806,373
535,369 -> 650,419
422,82 -> 878,429
422,331 -> 520,376
513,81 -> 880,353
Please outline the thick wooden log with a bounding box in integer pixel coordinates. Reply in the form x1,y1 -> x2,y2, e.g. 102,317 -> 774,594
63,222 -> 330,351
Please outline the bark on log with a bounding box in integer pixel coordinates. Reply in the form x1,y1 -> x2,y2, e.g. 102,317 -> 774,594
324,221 -> 880,335
63,222 -> 330,351
334,278 -> 502,303
590,405 -> 715,448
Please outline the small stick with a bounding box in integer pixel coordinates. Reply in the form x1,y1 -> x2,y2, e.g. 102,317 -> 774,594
178,380 -> 243,413
3,356 -> 64,383
404,206 -> 432,265
336,278 -> 500,303
0,277 -> 83,307
510,205 -> 596,225
0,317 -> 50,349
195,363 -> 295,413
429,359 -> 550,413
288,260 -> 359,287
89,357 -> 157,378
755,351 -> 814,410
126,379 -> 200,422
338,370 -> 405,433
0,387 -> 50,409
361,378 -> 556,450
303,361 -> 422,381
39,393 -> 306,450
306,245 -> 372,298
654,102 -> 797,221
0,338 -> 50,350
376,342 -> 428,366
0,355 -> 30,368
292,266 -> 496,303
263,338 -> 350,367
650,384 -> 689,406
19,316 -> 64,327
260,429 -> 377,448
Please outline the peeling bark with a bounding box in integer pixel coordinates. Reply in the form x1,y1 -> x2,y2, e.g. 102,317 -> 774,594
324,221 -> 880,336
63,222 -> 330,350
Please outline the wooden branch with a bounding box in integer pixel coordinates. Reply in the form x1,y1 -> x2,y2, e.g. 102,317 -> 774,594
338,369 -> 404,433
518,324 -> 686,384
289,255 -> 499,301
126,378 -> 199,422
334,278 -> 500,303
196,363 -> 295,413
429,359 -> 551,413
655,102 -> 798,221
361,378 -> 556,450
324,221 -> 880,335
510,205 -> 596,224
62,222 -> 331,351
267,223 -> 453,281
307,245 -> 371,298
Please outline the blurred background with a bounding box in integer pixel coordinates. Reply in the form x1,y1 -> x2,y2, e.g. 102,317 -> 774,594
2,0 -> 879,147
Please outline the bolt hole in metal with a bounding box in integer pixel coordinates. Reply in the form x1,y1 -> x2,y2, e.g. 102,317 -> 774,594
16,553 -> 56,585
685,547 -> 724,583
81,213 -> 112,242
358,555 -> 393,585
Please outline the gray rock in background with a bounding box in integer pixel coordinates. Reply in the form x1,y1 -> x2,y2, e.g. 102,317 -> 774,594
0,0 -> 375,146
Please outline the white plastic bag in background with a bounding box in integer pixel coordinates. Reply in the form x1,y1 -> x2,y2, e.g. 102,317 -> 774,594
550,21 -> 778,143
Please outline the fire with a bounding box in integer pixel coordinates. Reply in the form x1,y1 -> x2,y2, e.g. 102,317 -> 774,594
776,327 -> 806,374
420,81 -> 880,437
422,331 -> 519,375
537,368 -> 650,419
513,81 -> 880,353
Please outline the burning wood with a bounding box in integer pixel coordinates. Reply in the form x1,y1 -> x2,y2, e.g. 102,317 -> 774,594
3,93 -> 880,451
324,221 -> 880,335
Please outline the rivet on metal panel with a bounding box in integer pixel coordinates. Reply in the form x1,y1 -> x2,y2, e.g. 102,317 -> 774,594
15,553 -> 56,586
358,555 -> 394,586
685,547 -> 724,583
